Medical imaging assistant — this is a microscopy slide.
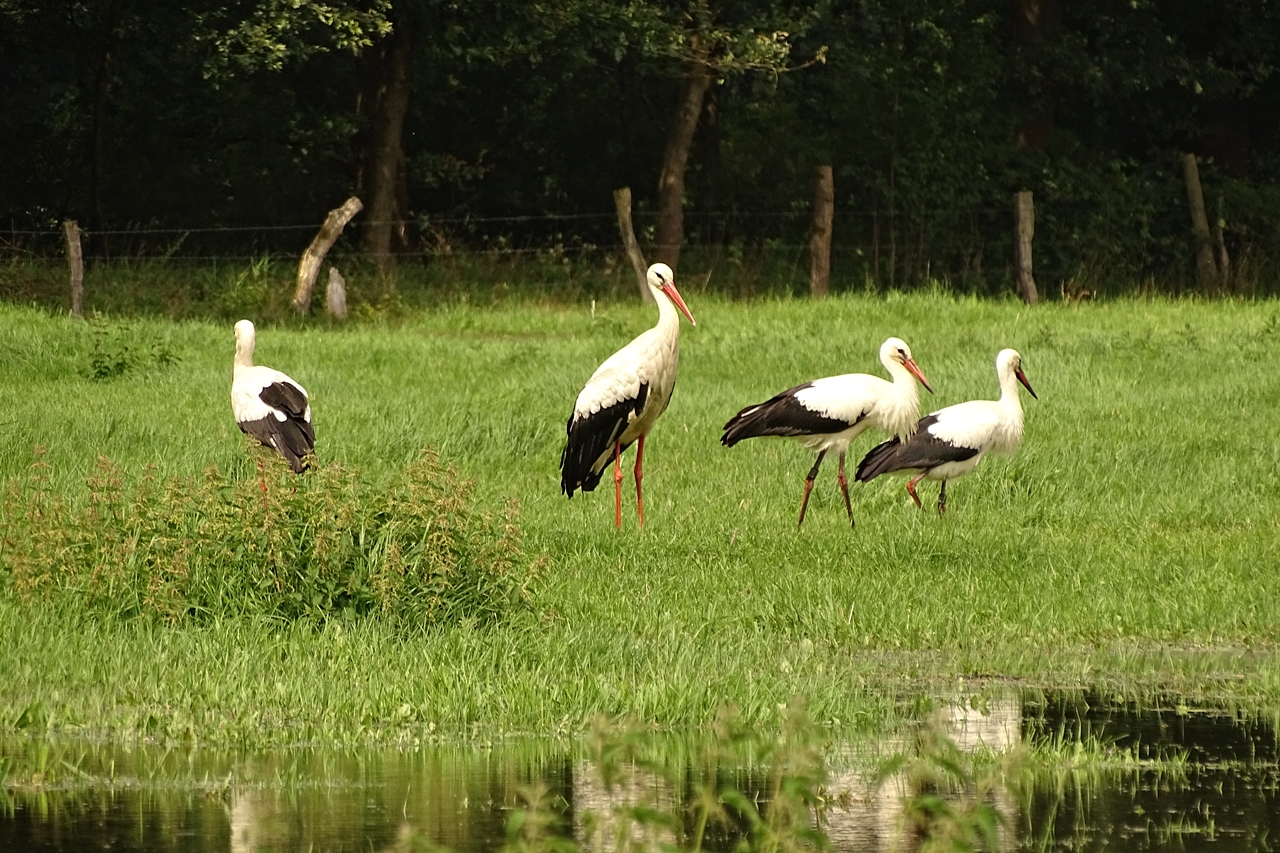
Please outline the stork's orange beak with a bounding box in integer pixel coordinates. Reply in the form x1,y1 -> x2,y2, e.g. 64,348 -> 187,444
663,282 -> 697,326
904,358 -> 934,394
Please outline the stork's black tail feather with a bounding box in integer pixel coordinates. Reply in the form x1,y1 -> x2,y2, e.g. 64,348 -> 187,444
855,436 -> 904,482
721,383 -> 852,447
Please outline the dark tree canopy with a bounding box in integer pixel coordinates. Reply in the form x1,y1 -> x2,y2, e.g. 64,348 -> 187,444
4,0 -> 1280,297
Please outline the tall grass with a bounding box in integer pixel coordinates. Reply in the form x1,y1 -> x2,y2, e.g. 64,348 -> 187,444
1,448 -> 538,626
2,290 -> 1280,742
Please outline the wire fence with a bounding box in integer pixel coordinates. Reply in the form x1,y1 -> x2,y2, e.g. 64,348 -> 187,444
2,202 -> 1257,303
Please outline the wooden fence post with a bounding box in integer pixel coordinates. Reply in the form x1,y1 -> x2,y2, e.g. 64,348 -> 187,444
1181,153 -> 1218,290
613,187 -> 653,302
808,165 -> 834,297
293,196 -> 363,314
63,220 -> 84,318
326,267 -> 348,320
1013,191 -> 1039,305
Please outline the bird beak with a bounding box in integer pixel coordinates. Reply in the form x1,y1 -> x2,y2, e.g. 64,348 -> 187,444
904,358 -> 934,394
1016,368 -> 1038,399
663,282 -> 697,326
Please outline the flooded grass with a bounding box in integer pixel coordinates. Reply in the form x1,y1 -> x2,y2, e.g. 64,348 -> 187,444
3,294 -> 1280,746
5,695 -> 1280,851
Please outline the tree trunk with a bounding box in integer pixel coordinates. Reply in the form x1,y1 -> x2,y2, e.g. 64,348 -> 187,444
294,196 -> 363,313
1014,190 -> 1039,305
808,165 -> 833,297
1181,153 -> 1218,290
613,187 -> 652,302
63,220 -> 84,318
89,0 -> 123,256
654,52 -> 714,272
362,21 -> 413,271
1012,0 -> 1061,151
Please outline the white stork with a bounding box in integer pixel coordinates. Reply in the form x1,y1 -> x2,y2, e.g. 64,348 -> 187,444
721,337 -> 933,528
856,348 -> 1036,513
560,263 -> 697,527
231,319 -> 314,474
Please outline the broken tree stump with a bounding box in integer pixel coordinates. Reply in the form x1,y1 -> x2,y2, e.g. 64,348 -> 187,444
613,187 -> 653,302
326,267 -> 348,320
293,196 -> 363,314
1181,153 -> 1218,290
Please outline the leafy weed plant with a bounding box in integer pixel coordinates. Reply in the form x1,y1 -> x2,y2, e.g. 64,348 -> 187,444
0,447 -> 540,627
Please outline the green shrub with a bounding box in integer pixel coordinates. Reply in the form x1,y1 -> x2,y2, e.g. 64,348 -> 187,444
0,447 -> 541,627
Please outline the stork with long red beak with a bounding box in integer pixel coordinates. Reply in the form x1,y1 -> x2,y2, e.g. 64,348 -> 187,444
560,263 -> 697,527
856,348 -> 1036,513
721,337 -> 933,528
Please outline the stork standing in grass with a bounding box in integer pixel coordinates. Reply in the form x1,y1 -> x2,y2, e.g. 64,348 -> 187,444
721,337 -> 933,529
856,348 -> 1036,513
560,263 -> 697,527
231,319 -> 314,473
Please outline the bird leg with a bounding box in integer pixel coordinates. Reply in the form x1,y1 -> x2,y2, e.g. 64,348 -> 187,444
906,473 -> 927,510
634,434 -> 645,528
836,451 -> 855,529
937,480 -> 947,515
797,450 -> 827,529
613,442 -> 623,529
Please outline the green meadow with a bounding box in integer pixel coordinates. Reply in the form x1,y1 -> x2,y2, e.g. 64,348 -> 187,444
2,290 -> 1280,747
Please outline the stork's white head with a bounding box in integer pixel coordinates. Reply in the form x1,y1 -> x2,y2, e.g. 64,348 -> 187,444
997,348 -> 1037,399
234,319 -> 257,367
880,336 -> 934,393
646,263 -> 696,326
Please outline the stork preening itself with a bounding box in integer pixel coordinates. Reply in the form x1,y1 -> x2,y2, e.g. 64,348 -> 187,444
560,263 -> 697,527
231,320 -> 315,474
721,337 -> 934,528
856,348 -> 1036,513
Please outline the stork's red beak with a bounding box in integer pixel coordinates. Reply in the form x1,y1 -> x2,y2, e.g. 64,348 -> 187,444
1016,368 -> 1037,399
663,282 -> 697,326
904,358 -> 934,394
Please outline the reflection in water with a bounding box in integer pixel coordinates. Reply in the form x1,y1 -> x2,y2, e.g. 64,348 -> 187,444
824,697 -> 1022,852
3,694 -> 1279,852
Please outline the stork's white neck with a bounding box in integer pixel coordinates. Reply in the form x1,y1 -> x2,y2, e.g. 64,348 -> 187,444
878,353 -> 922,439
997,364 -> 1024,411
233,338 -> 255,373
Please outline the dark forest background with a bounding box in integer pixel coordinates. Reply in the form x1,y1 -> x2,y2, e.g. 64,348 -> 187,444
4,0 -> 1280,303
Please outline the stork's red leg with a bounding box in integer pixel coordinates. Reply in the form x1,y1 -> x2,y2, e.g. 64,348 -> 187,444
634,434 -> 646,528
613,443 -> 623,528
836,451 -> 854,529
906,473 -> 926,510
937,480 -> 947,515
797,450 -> 827,529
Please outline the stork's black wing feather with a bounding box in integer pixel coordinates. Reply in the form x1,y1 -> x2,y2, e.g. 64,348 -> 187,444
721,383 -> 858,446
240,381 -> 314,473
560,383 -> 649,497
855,414 -> 978,481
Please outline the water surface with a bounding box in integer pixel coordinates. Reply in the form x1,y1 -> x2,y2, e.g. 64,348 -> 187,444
4,693 -> 1277,852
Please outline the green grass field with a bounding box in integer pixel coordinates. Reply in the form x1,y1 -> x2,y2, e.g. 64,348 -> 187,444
3,290 -> 1280,746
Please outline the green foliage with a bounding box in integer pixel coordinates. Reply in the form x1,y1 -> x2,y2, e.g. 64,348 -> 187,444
84,319 -> 181,380
197,0 -> 393,76
0,447 -> 541,627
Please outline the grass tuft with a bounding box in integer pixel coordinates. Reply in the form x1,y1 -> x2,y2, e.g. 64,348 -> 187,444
1,447 -> 541,628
